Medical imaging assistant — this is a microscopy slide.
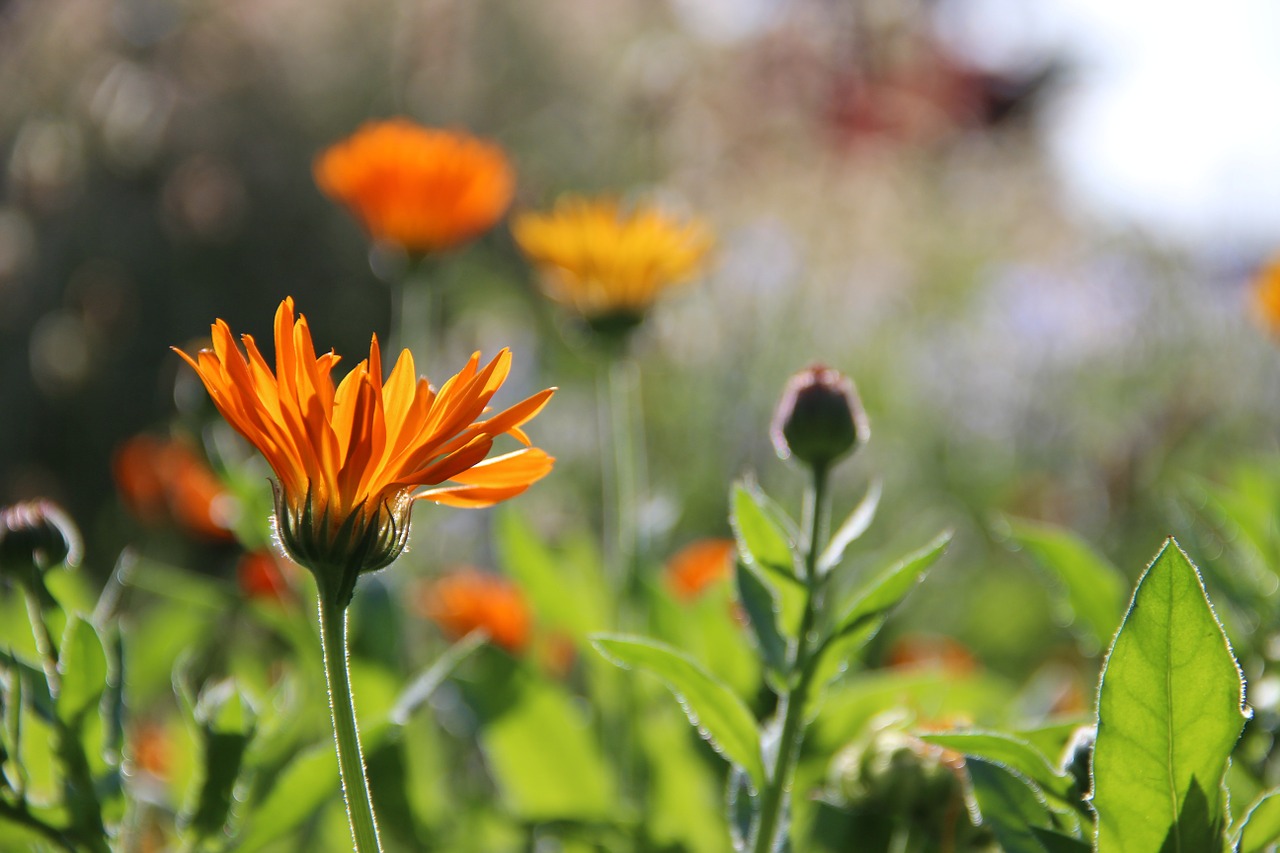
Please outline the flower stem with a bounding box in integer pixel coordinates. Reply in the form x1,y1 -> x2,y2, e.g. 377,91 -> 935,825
752,465 -> 830,853
317,593 -> 383,853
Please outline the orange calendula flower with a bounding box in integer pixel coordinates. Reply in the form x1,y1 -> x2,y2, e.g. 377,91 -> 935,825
512,195 -> 713,333
174,298 -> 554,604
417,568 -> 532,653
237,549 -> 296,605
665,538 -> 735,601
314,118 -> 515,254
1252,255 -> 1280,336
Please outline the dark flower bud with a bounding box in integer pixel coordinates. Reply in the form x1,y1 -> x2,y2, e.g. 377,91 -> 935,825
829,721 -> 964,822
0,500 -> 82,583
771,365 -> 868,470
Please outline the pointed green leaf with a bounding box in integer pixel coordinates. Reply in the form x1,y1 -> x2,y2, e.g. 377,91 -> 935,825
390,630 -> 488,725
920,730 -> 1074,803
818,478 -> 882,573
592,634 -> 765,790
1233,788 -> 1280,853
968,758 -> 1058,853
1092,539 -> 1248,853
830,530 -> 952,641
1002,517 -> 1126,652
734,562 -> 789,678
57,616 -> 107,721
731,481 -> 800,581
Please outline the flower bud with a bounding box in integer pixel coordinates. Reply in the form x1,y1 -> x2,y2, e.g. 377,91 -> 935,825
828,717 -> 963,823
1061,724 -> 1095,799
771,365 -> 868,470
0,500 -> 81,583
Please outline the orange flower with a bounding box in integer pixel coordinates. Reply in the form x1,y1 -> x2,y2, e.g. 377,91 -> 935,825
884,634 -> 978,675
512,195 -> 713,327
113,435 -> 237,542
174,298 -> 554,602
665,538 -> 735,601
130,721 -> 173,779
417,568 -> 531,653
1252,255 -> 1280,336
237,549 -> 296,605
314,118 -> 515,254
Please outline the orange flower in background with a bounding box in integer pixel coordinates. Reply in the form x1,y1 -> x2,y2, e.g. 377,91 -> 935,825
113,435 -> 237,542
512,195 -> 714,324
665,538 -> 735,601
237,549 -> 296,604
417,568 -> 532,653
1252,255 -> 1280,336
174,298 -> 554,595
314,118 -> 515,254
885,634 -> 978,675
129,721 -> 173,780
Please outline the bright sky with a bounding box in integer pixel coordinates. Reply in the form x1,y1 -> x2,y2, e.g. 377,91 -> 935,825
935,0 -> 1280,254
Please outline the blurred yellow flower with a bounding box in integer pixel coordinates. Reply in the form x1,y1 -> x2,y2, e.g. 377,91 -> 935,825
314,118 -> 515,254
1253,256 -> 1280,336
512,195 -> 713,327
174,298 -> 553,597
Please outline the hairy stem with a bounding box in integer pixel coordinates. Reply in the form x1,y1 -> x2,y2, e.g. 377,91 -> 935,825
317,594 -> 383,853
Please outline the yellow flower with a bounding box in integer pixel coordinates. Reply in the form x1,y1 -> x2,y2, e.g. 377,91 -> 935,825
314,118 -> 515,254
512,195 -> 713,329
1253,256 -> 1280,336
174,298 -> 553,602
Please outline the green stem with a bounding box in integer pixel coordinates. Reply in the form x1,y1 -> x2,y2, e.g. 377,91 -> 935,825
317,594 -> 383,853
608,356 -> 643,605
752,465 -> 830,853
22,585 -> 59,697
390,255 -> 442,364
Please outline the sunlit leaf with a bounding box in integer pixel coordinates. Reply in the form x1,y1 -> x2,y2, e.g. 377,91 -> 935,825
968,758 -> 1058,853
1092,539 -> 1248,852
829,530 -> 952,643
1232,788 -> 1280,853
731,481 -> 800,582
592,634 -> 765,790
818,478 -> 882,573
390,630 -> 488,726
495,509 -> 608,641
735,562 -> 789,679
920,730 -> 1074,804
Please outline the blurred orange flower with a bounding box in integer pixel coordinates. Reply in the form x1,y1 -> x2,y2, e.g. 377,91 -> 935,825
884,634 -> 978,675
417,568 -> 531,653
130,721 -> 172,780
113,435 -> 237,542
665,538 -> 735,601
314,118 -> 515,254
1252,256 -> 1280,335
512,195 -> 713,324
237,549 -> 296,604
174,298 -> 554,595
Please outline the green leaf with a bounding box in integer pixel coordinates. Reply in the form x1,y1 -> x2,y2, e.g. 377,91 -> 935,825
473,670 -> 617,821
968,758 -> 1058,853
390,630 -> 488,726
1233,788 -> 1280,853
830,530 -> 952,641
234,743 -> 338,853
182,681 -> 256,842
734,562 -> 789,678
1002,517 -> 1127,653
592,634 -> 765,790
495,509 -> 608,641
731,481 -> 800,581
57,616 -> 107,721
919,730 -> 1074,803
1092,538 -> 1248,853
1029,827 -> 1091,853
818,478 -> 882,573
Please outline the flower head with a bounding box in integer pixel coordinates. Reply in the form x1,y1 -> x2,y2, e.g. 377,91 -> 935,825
665,538 -> 735,601
314,118 -> 515,255
1252,255 -> 1280,336
512,195 -> 713,334
174,298 -> 554,604
772,364 -> 869,471
0,500 -> 81,583
417,568 -> 532,653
